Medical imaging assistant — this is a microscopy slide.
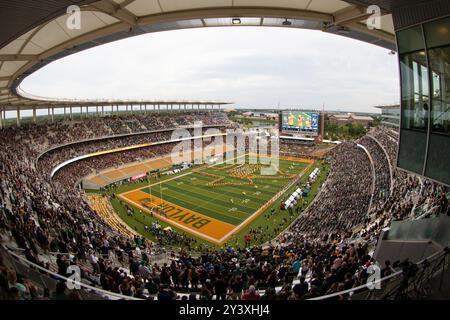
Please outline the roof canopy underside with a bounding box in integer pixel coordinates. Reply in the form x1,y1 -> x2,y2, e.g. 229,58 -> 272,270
0,0 -> 396,109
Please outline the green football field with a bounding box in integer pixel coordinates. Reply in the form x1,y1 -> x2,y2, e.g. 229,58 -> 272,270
117,153 -> 314,244
139,155 -> 310,226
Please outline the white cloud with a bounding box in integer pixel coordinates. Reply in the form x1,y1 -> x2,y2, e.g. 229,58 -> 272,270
21,27 -> 399,113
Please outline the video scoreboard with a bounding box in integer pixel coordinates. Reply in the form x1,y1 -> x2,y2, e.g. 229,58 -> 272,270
280,111 -> 320,135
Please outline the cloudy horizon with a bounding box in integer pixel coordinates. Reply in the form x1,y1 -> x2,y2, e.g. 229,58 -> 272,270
21,26 -> 400,114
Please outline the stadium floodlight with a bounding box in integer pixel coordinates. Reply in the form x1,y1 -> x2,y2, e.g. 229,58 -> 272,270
232,18 -> 241,25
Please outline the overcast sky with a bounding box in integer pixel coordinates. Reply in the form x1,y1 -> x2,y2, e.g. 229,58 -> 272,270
22,26 -> 400,113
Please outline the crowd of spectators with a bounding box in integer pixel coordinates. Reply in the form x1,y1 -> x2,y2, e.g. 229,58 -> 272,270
355,127 -> 449,241
51,137 -> 226,189
38,131 -> 173,176
279,140 -> 325,160
0,114 -> 448,300
281,142 -> 373,244
14,111 -> 229,155
357,135 -> 391,207
0,112 -> 229,300
38,126 -> 227,180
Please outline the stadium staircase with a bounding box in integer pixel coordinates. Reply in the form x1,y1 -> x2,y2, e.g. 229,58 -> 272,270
374,215 -> 450,268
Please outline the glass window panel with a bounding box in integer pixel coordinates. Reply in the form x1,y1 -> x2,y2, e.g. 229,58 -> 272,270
400,51 -> 429,131
397,25 -> 425,54
398,129 -> 427,174
427,30 -> 450,134
424,16 -> 450,49
425,133 -> 450,185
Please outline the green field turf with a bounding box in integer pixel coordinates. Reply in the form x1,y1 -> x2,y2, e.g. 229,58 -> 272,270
89,154 -> 330,249
138,155 -> 309,226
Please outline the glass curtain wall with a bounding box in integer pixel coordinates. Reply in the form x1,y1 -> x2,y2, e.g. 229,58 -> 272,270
397,16 -> 450,185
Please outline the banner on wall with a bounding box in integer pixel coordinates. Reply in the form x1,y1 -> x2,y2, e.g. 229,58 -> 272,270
131,173 -> 147,181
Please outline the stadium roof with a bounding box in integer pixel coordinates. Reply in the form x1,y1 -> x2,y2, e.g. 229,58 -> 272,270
0,0 -> 396,109
374,104 -> 400,109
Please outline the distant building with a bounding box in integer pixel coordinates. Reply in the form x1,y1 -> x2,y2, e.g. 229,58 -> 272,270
329,114 -> 351,125
241,112 -> 278,120
349,115 -> 374,127
375,104 -> 400,129
329,113 -> 374,127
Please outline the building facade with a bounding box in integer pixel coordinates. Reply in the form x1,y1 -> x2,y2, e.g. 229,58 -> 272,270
376,105 -> 400,129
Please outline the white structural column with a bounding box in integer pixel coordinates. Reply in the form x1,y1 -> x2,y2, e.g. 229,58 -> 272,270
70,106 -> 73,119
0,107 -> 3,129
51,107 -> 54,122
32,107 -> 36,123
16,107 -> 20,127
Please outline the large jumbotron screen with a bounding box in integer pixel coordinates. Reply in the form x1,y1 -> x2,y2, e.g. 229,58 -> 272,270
280,111 -> 320,135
